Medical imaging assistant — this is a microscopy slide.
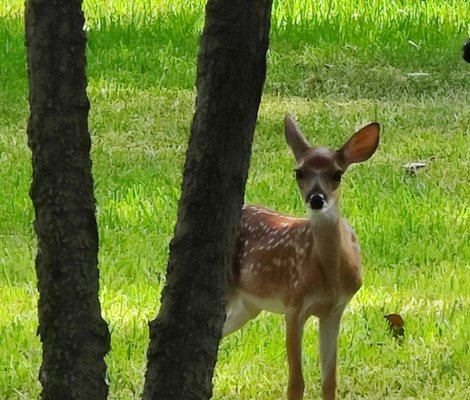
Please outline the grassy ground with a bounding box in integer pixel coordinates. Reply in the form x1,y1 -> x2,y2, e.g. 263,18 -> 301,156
1,0 -> 469,399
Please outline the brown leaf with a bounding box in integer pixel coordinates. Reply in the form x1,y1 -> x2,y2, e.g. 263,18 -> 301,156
384,313 -> 405,338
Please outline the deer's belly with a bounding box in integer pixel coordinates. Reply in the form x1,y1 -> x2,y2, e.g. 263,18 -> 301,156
240,291 -> 287,314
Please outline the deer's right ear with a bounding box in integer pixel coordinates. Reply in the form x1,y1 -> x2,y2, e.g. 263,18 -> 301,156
284,114 -> 311,161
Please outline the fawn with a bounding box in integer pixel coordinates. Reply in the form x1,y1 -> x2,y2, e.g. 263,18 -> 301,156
224,115 -> 380,400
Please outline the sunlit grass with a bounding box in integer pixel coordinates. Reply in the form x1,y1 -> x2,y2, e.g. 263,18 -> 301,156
1,0 -> 469,399
4,0 -> 468,37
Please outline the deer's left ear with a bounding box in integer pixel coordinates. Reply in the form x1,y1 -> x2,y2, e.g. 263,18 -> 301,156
338,123 -> 380,167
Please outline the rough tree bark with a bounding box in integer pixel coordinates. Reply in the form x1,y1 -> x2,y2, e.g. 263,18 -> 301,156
142,0 -> 273,399
25,1 -> 110,399
463,38 -> 470,63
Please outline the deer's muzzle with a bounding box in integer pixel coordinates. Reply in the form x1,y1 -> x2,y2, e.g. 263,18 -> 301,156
307,192 -> 326,210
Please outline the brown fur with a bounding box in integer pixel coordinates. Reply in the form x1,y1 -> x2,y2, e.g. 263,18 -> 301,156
224,115 -> 380,400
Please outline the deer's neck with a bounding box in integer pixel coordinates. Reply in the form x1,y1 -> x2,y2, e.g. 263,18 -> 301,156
307,206 -> 344,286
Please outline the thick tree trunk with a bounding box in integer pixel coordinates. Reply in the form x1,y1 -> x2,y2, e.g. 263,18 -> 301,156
25,1 -> 110,399
142,0 -> 273,399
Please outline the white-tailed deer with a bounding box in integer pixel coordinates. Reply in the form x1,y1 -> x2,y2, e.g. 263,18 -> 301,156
224,115 -> 380,400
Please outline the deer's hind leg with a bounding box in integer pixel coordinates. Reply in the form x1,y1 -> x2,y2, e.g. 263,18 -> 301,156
223,290 -> 260,336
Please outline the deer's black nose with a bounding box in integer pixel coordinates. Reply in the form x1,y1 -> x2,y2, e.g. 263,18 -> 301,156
308,193 -> 325,210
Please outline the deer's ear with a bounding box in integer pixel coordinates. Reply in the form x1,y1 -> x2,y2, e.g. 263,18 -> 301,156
284,114 -> 311,161
339,123 -> 380,166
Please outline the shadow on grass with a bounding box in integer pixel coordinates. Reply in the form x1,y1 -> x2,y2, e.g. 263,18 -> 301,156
2,14 -> 469,103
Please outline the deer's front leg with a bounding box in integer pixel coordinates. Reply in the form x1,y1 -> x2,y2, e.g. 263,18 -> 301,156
285,308 -> 306,400
319,312 -> 342,400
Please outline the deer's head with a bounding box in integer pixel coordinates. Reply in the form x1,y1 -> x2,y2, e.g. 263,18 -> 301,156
284,115 -> 380,220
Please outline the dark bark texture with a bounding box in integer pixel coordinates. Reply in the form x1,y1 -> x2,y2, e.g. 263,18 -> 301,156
463,38 -> 470,63
143,0 -> 273,399
25,1 -> 110,399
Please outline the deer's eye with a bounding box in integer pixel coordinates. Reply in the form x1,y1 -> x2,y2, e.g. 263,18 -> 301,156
295,169 -> 304,180
332,171 -> 343,182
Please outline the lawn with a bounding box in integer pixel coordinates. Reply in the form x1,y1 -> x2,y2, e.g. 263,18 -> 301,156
0,0 -> 469,399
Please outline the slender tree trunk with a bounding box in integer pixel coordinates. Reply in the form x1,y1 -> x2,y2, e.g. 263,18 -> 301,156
25,1 -> 110,399
463,39 -> 470,63
142,1 -> 273,399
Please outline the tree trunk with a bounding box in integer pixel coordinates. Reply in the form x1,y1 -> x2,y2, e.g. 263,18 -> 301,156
142,0 -> 273,399
25,1 -> 110,399
463,38 -> 470,63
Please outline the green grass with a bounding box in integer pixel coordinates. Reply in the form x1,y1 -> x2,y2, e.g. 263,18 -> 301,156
1,0 -> 469,399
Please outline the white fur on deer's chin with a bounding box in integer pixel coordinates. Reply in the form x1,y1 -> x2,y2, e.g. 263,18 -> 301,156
307,201 -> 340,227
